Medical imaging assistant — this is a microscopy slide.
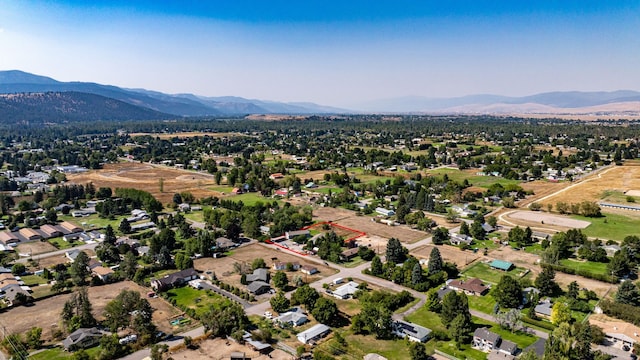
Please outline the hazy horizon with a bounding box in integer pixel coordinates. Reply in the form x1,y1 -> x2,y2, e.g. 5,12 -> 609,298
1,1 -> 639,108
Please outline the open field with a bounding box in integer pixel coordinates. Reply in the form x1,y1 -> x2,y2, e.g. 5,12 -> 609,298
16,240 -> 57,255
0,281 -> 180,341
535,165 -> 640,208
411,244 -> 480,269
312,207 -> 427,244
67,162 -> 220,204
507,210 -> 591,229
316,331 -> 412,360
167,337 -> 290,360
424,168 -> 522,189
193,243 -> 336,289
573,212 -> 640,241
461,261 -> 532,284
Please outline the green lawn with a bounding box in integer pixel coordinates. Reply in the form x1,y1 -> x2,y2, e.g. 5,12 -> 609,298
468,293 -> 498,315
461,262 -> 530,285
559,258 -> 609,275
424,168 -> 521,189
314,187 -> 344,195
165,286 -> 229,317
315,331 -> 412,360
341,256 -> 367,268
48,237 -> 76,250
523,243 -> 545,255
208,185 -> 234,193
30,346 -> 101,360
182,208 -> 209,223
59,214 -> 127,231
573,212 -> 639,242
405,308 -> 447,332
472,238 -> 500,251
228,193 -> 273,206
473,316 -> 539,348
21,274 -> 48,286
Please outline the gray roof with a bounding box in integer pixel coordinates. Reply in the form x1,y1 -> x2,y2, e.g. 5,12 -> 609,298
524,338 -> 546,357
246,268 -> 269,283
247,281 -> 270,293
297,323 -> 330,343
535,301 -> 553,316
474,327 -> 501,343
62,327 -> 102,349
498,339 -> 518,354
395,320 -> 431,341
274,311 -> 308,326
437,287 -> 454,299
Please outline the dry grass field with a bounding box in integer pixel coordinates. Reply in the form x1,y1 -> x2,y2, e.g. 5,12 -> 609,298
67,162 -> 221,204
193,243 -> 336,289
168,337 -> 291,360
411,244 -> 480,268
0,281 -> 181,341
312,207 -> 427,244
534,166 -> 640,208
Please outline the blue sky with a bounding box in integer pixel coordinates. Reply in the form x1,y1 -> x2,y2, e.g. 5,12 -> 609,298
1,1 -> 639,107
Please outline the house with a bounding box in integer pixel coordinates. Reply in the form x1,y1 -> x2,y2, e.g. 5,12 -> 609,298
72,209 -> 96,217
285,230 -> 310,240
603,244 -> 622,256
300,265 -> 318,275
375,207 -> 395,217
230,352 -> 246,360
274,189 -> 289,197
340,248 -> 359,262
0,231 -> 20,245
0,283 -> 32,306
178,203 -> 191,212
534,299 -> 553,317
269,173 -> 284,180
215,237 -> 235,251
333,281 -> 360,299
590,315 -> 640,349
242,331 -> 272,353
259,226 -> 270,235
448,278 -> 489,296
63,327 -> 103,351
130,222 -> 156,232
393,320 -> 431,342
489,260 -> 514,271
473,328 -> 502,351
437,287 -> 454,300
92,266 -> 115,282
40,224 -> 63,238
532,231 -> 551,242
364,354 -> 388,360
297,323 -> 331,344
273,262 -> 300,271
482,223 -> 496,233
487,350 -> 516,360
131,209 -> 148,218
65,249 -> 82,263
450,233 -> 473,246
523,338 -> 546,358
246,268 -> 269,283
305,182 -> 318,189
247,281 -> 271,295
59,221 -> 83,234
18,227 -> 41,241
522,287 -> 540,305
150,268 -> 199,291
274,311 -> 309,327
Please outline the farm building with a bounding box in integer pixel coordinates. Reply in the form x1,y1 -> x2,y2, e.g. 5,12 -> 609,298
489,260 -> 514,271
375,207 -> 395,217
297,324 -> 331,344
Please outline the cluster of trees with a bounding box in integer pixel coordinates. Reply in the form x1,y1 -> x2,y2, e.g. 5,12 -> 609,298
290,285 -> 341,326
554,201 -> 602,217
351,290 -> 414,339
427,290 -> 473,346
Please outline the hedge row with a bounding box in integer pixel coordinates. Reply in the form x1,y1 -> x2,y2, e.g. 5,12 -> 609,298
543,263 -> 618,284
521,315 -> 556,331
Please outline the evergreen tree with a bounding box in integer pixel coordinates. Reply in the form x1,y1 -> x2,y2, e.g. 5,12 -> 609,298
119,218 -> 131,234
411,263 -> 423,285
567,281 -> 580,300
370,256 -> 383,276
441,291 -> 470,326
386,238 -> 407,264
70,251 -> 90,286
494,275 -> 523,309
535,265 -> 558,296
409,342 -> 429,360
427,247 -> 443,275
270,291 -> 290,313
615,281 -> 640,306
449,313 -> 473,345
459,222 -> 470,236
104,225 -> 117,245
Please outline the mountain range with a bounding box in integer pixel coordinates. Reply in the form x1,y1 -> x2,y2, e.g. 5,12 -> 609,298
0,70 -> 639,122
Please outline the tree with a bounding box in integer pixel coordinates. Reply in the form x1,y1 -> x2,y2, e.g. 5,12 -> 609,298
551,302 -> 571,325
411,263 -> 423,285
270,291 -> 290,313
409,342 -> 429,360
104,225 -> 117,245
272,271 -> 289,290
252,258 -> 266,270
441,291 -> 470,327
432,227 -> 450,245
70,251 -> 91,286
103,289 -> 155,337
61,287 -> 96,332
608,247 -> 632,278
495,309 -> 523,333
426,290 -> 442,312
120,251 -> 138,280
201,301 -> 248,338
25,327 -> 42,349
119,218 -> 131,234
72,350 -> 92,360
459,221 -> 470,236
445,209 -> 459,223
174,253 -> 193,270
535,266 -> 558,296
615,281 -> 640,306
311,297 -> 339,325
493,275 -> 523,309
386,237 -> 407,264
370,256 -> 383,276
427,247 -> 443,275
97,334 -> 126,360
567,281 -> 580,300
449,313 -> 473,346
291,285 -> 320,310
11,263 -> 26,275
172,193 -> 182,204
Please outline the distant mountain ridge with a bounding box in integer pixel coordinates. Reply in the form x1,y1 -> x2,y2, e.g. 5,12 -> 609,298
0,70 -> 348,116
356,91 -> 640,113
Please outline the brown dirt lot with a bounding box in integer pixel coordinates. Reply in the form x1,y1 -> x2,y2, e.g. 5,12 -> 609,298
67,162 -> 221,204
16,241 -> 58,256
411,245 -> 480,269
168,337 -> 290,360
312,207 -> 427,244
193,243 -> 337,289
0,281 -> 181,341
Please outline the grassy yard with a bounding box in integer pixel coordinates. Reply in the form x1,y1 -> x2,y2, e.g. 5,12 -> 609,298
425,168 -> 521,189
59,214 -> 126,231
461,262 -> 530,285
559,258 -> 609,275
209,185 -> 234,193
524,243 -> 545,255
573,212 -> 639,242
48,237 -> 77,250
229,193 -> 273,206
472,238 -> 500,251
340,256 -> 367,268
467,293 -> 498,315
315,331 -> 412,360
165,286 -> 229,317
30,345 -> 101,360
473,316 -> 539,348
21,274 -> 49,286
